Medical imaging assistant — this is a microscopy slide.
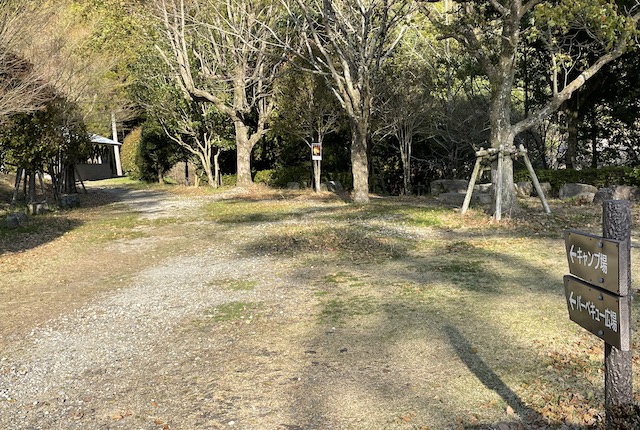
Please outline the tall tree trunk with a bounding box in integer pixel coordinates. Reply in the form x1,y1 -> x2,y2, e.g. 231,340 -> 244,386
199,153 -> 216,188
235,121 -> 253,187
400,133 -> 412,195
351,120 -> 369,204
214,149 -> 221,187
564,97 -> 579,169
489,81 -> 519,216
28,171 -> 37,204
591,113 -> 598,168
313,160 -> 321,193
63,164 -> 77,194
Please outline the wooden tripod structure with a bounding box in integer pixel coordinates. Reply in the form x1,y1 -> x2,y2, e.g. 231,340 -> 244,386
461,144 -> 551,220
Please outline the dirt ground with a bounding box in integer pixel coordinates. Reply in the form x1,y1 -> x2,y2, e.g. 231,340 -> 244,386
1,181 -> 639,430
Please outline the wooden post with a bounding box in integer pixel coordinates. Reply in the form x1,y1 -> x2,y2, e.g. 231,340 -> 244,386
461,156 -> 482,215
519,145 -> 551,214
602,200 -> 633,428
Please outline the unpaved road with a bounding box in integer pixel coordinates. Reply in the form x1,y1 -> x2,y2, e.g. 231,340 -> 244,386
0,185 -> 615,429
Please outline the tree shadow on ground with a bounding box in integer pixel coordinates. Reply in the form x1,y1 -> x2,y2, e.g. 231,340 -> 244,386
444,325 -> 594,430
273,227 -> 613,429
0,217 -> 84,255
0,185 -> 166,255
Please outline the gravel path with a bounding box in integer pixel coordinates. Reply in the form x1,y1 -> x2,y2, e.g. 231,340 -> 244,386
0,188 -> 298,429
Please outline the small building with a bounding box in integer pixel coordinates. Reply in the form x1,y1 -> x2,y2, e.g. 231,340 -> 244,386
75,134 -> 123,181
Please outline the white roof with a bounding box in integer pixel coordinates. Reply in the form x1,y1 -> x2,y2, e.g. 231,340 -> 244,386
90,134 -> 121,146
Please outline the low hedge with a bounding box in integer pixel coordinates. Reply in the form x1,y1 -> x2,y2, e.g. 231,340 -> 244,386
515,166 -> 640,191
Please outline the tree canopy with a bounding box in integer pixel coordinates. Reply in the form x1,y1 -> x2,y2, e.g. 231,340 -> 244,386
1,0 -> 639,213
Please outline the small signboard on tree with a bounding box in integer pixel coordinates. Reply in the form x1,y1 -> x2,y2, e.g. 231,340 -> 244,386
311,142 -> 322,161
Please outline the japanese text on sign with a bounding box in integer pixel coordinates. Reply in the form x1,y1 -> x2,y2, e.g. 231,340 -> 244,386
568,245 -> 608,274
564,230 -> 626,295
563,275 -> 629,350
567,290 -> 617,332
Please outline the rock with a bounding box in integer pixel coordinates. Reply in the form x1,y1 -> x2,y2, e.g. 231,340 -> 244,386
475,193 -> 493,205
287,182 -> 300,190
28,202 -> 49,215
59,194 -> 80,209
593,185 -> 638,204
430,179 -> 469,196
438,192 -> 466,205
473,183 -> 492,194
516,181 -> 533,197
323,181 -> 343,192
559,183 -> 598,201
533,182 -> 552,198
438,192 -> 491,206
6,211 -> 28,229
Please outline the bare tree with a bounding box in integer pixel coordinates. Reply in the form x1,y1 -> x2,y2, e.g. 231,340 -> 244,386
425,0 -> 640,216
375,35 -> 436,195
162,102 -> 233,188
273,66 -> 345,192
0,2 -> 53,123
284,0 -> 413,204
154,0 -> 288,187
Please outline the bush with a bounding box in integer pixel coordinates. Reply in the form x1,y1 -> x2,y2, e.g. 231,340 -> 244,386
253,169 -> 275,186
270,166 -> 311,188
514,166 -> 640,192
221,173 -> 236,187
121,128 -> 142,180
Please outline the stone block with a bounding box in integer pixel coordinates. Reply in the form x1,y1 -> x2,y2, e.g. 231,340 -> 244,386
593,185 -> 638,204
559,183 -> 598,201
534,182 -> 552,198
474,183 -> 492,194
430,179 -> 469,196
516,181 -> 533,197
438,192 -> 491,206
6,211 -> 27,229
28,202 -> 49,215
59,194 -> 80,209
287,182 -> 300,190
322,181 -> 343,192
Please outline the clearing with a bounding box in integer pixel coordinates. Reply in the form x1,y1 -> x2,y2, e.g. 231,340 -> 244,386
1,179 -> 639,429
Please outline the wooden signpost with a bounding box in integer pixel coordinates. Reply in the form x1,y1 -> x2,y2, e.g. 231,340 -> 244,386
563,200 -> 633,428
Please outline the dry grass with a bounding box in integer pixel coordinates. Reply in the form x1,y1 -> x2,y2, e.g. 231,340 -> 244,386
2,176 -> 640,429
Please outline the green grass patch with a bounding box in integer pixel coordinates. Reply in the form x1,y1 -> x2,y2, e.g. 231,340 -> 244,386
204,301 -> 260,322
323,271 -> 367,286
213,278 -> 258,291
319,295 -> 378,323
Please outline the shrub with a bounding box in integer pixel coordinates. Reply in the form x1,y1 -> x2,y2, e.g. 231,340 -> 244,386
121,128 -> 142,180
514,166 -> 640,192
253,169 -> 275,186
271,166 -> 310,188
221,173 -> 236,187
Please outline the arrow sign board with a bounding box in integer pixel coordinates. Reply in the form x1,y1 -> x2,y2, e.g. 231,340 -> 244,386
564,230 -> 628,296
564,275 -> 630,350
